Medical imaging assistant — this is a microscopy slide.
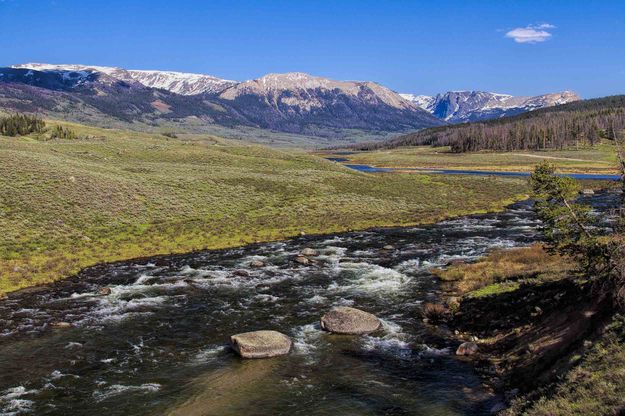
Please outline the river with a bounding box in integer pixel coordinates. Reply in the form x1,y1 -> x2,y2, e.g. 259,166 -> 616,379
324,158 -> 621,180
0,194 -> 618,415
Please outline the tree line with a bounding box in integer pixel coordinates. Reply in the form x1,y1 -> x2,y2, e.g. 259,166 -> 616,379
351,95 -> 625,153
0,113 -> 46,136
0,113 -> 81,140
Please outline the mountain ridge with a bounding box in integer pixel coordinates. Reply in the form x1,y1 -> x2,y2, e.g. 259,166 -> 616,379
0,64 -> 443,139
400,90 -> 580,123
12,63 -> 237,95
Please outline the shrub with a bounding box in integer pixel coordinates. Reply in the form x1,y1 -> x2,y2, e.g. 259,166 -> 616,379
48,125 -> 78,140
422,302 -> 449,323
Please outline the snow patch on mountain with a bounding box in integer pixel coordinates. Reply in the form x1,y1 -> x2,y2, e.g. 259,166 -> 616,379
401,90 -> 580,123
12,63 -> 236,95
399,94 -> 435,111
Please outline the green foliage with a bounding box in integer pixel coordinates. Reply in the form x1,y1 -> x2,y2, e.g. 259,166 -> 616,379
467,281 -> 521,298
0,113 -> 45,137
529,162 -> 603,271
48,125 -> 78,140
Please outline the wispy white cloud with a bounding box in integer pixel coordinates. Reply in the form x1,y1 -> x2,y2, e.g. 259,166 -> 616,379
505,23 -> 556,44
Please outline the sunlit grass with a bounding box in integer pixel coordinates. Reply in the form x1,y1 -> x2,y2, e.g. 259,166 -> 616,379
432,244 -> 575,296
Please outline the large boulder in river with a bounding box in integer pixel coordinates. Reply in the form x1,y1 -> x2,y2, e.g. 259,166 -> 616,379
230,330 -> 292,358
320,307 -> 381,335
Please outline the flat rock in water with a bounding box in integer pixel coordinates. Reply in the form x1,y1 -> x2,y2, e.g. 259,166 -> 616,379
320,307 -> 381,335
230,330 -> 292,358
456,341 -> 479,356
382,245 -> 395,250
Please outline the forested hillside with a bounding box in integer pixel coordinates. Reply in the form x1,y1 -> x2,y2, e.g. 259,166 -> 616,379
353,95 -> 625,152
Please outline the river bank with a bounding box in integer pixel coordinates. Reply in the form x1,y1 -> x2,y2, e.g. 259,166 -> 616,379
427,191 -> 625,414
0,197 -> 552,415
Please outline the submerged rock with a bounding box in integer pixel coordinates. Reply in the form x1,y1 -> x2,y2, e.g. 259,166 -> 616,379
456,341 -> 479,356
233,269 -> 251,277
249,260 -> 265,268
490,402 -> 507,414
320,306 -> 381,335
382,245 -> 395,250
230,330 -> 292,358
294,255 -> 311,265
300,248 -> 319,257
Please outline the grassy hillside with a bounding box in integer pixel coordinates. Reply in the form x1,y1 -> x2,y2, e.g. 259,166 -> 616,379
322,143 -> 618,174
0,120 -> 529,294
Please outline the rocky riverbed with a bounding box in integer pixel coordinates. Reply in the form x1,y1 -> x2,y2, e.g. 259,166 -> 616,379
0,195 -> 615,416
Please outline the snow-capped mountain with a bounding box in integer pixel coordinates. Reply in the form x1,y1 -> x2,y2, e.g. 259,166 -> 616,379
400,90 -> 580,123
398,94 -> 436,111
12,63 -> 237,95
217,72 -> 442,133
0,64 -> 442,136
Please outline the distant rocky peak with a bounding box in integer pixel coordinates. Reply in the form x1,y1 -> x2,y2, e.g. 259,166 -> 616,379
401,90 -> 580,123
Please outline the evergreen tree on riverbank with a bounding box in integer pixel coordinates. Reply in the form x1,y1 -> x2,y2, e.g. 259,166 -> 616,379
530,160 -> 625,307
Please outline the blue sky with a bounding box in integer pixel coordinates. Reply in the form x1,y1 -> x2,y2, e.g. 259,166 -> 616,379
1,0 -> 624,98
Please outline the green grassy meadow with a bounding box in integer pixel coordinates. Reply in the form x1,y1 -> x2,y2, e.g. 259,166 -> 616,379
0,120 -> 530,294
325,143 -> 619,174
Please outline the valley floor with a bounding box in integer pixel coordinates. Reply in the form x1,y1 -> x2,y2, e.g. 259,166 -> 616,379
0,121 -> 530,294
321,143 -> 619,175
